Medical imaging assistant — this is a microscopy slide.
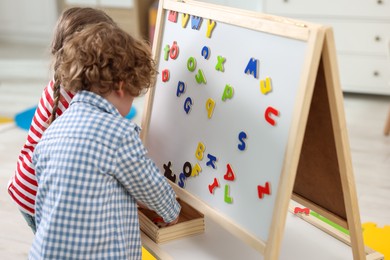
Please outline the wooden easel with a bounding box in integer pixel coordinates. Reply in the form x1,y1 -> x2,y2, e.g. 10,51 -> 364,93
282,29 -> 382,260
237,27 -> 377,260
140,1 -> 382,259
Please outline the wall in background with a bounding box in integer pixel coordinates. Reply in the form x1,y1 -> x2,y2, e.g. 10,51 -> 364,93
0,0 -> 58,44
65,0 -> 134,8
0,0 -> 260,45
197,0 -> 263,11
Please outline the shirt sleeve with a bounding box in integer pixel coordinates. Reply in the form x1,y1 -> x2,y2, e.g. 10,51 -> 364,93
114,129 -> 181,223
7,80 -> 74,215
18,80 -> 55,181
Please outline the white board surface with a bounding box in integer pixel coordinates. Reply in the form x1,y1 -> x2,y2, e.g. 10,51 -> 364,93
145,6 -> 308,242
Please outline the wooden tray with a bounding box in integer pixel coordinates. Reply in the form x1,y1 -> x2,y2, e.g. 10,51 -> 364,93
138,199 -> 205,244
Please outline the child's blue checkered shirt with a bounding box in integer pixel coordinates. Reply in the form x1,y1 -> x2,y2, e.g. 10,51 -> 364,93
29,91 -> 180,260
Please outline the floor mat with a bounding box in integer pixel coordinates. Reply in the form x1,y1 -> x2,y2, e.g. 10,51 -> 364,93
0,116 -> 14,124
14,106 -> 36,131
14,106 -> 137,131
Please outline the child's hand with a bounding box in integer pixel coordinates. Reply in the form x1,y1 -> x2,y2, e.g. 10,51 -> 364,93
166,215 -> 179,226
152,215 -> 179,228
137,202 -> 149,210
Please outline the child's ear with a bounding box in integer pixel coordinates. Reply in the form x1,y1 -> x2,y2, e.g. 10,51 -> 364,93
117,81 -> 125,97
116,89 -> 125,98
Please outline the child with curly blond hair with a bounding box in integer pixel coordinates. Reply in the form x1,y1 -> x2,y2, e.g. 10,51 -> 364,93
29,22 -> 180,260
8,7 -> 118,233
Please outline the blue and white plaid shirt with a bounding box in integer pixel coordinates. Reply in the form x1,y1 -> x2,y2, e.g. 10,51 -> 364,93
30,91 -> 180,260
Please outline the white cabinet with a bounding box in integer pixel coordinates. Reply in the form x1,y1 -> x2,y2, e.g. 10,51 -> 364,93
262,0 -> 390,95
196,0 -> 262,12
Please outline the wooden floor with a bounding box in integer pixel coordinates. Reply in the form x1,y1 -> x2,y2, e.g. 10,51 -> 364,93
344,93 -> 390,227
0,42 -> 389,259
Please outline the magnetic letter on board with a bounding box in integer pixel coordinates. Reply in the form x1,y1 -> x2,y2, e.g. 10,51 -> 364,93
208,178 -> 219,194
187,57 -> 196,72
195,69 -> 207,84
195,142 -> 205,161
163,44 -> 170,61
206,19 -> 216,38
168,11 -> 178,23
224,164 -> 235,181
206,153 -> 217,169
257,182 -> 271,199
178,173 -> 186,188
162,69 -> 170,82
169,41 -> 179,60
184,97 -> 193,114
182,13 -> 190,28
191,163 -> 202,177
260,77 -> 272,94
238,131 -> 247,151
244,58 -> 259,79
177,81 -> 186,97
205,98 -> 215,119
215,56 -> 226,72
264,106 -> 279,126
182,161 -> 192,178
201,46 -> 210,60
224,184 -> 233,204
221,84 -> 234,101
163,161 -> 176,183
191,16 -> 203,30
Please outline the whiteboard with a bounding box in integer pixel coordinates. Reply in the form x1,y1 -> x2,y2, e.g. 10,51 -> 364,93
145,2 -> 309,243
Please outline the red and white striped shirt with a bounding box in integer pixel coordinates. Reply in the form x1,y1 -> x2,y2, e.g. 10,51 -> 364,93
7,79 -> 74,215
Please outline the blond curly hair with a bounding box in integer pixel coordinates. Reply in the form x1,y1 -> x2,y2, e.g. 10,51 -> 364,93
49,7 -> 117,124
55,22 -> 157,98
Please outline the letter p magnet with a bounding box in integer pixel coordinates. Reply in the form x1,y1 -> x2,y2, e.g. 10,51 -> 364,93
222,84 -> 234,101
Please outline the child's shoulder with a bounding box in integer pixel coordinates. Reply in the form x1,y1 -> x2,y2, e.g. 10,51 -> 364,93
118,119 -> 141,137
105,114 -> 141,137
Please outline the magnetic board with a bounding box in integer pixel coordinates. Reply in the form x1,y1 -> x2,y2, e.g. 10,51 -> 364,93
146,12 -> 309,244
142,0 -> 319,245
141,1 -> 368,259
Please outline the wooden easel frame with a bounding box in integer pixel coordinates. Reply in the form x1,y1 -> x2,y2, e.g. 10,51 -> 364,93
141,1 -> 374,259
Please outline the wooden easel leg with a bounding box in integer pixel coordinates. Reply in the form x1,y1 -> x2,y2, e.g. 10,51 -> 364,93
322,29 -> 367,260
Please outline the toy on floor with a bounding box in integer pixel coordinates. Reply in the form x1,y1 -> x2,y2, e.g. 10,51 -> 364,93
0,116 -> 13,124
14,106 -> 137,131
125,106 -> 137,120
362,222 -> 390,259
142,247 -> 156,260
15,106 -> 36,131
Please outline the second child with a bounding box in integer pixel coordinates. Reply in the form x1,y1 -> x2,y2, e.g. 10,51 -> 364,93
29,22 -> 181,260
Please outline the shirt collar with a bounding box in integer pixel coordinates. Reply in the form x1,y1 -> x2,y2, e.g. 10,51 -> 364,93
70,90 -> 121,117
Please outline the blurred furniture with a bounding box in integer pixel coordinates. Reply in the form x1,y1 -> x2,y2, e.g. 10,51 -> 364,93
384,107 -> 390,136
386,39 -> 390,136
60,0 -> 156,40
134,0 -> 156,40
261,0 -> 390,96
